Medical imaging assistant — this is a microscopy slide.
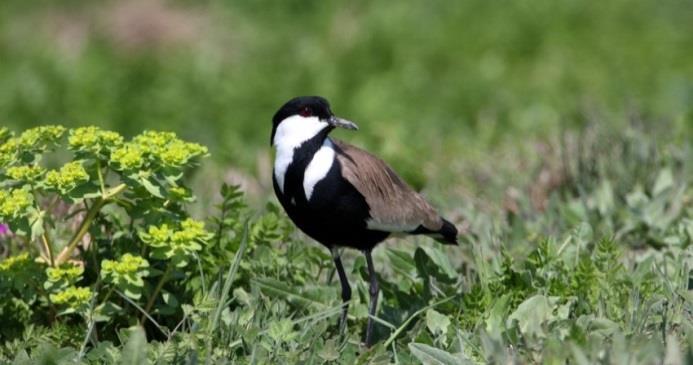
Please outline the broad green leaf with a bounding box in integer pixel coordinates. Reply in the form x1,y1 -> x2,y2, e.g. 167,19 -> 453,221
420,246 -> 457,280
267,318 -> 297,343
652,168 -> 673,196
11,343 -> 77,365
570,343 -> 592,365
11,350 -> 31,365
162,290 -> 179,307
160,170 -> 184,184
595,179 -> 614,215
408,343 -> 469,365
120,326 -> 148,365
233,287 -> 252,307
123,284 -> 142,300
252,277 -> 326,308
575,315 -> 619,337
300,285 -> 337,303
425,308 -> 451,336
626,185 -> 649,208
138,175 -> 164,198
414,247 -> 456,288
507,295 -> 559,338
684,218 -> 693,241
86,341 -> 120,363
485,294 -> 511,338
386,248 -> 416,273
318,338 -> 340,362
94,301 -> 123,323
386,248 -> 417,291
66,182 -> 101,202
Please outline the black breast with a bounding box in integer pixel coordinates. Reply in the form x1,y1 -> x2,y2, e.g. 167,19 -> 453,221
273,142 -> 389,250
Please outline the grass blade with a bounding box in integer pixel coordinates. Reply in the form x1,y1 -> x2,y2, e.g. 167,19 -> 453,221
204,220 -> 249,364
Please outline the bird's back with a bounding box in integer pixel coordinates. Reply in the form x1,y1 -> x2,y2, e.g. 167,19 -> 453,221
331,140 -> 447,235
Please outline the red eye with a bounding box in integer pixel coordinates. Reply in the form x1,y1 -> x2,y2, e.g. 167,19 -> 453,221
299,106 -> 312,117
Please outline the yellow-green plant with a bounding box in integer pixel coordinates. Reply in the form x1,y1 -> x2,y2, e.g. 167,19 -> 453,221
0,125 -> 208,336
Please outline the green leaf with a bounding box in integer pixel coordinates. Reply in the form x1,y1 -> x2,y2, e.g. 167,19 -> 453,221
652,168 -> 673,196
414,247 -> 456,288
66,182 -> 101,202
485,294 -> 511,338
420,245 -> 457,280
160,170 -> 184,184
684,218 -> 693,241
387,248 -> 416,273
120,326 -> 148,365
29,209 -> 44,243
318,338 -> 340,362
12,343 -> 78,365
136,174 -> 164,198
626,185 -> 649,208
507,295 -> 559,338
86,341 -> 120,363
575,315 -> 619,337
425,308 -> 451,336
267,318 -> 297,343
252,277 -> 326,308
162,290 -> 179,307
408,343 -> 468,365
123,284 -> 142,300
570,343 -> 592,365
595,179 -> 614,215
94,301 -> 123,322
233,287 -> 252,307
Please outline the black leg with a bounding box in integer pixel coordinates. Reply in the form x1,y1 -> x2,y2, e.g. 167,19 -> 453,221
364,249 -> 379,347
331,248 -> 351,334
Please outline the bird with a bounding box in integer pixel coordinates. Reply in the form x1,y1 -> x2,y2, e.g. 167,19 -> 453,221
270,96 -> 458,347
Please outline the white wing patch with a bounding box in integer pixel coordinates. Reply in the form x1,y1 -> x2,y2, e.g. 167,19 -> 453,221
303,139 -> 335,201
273,115 -> 329,193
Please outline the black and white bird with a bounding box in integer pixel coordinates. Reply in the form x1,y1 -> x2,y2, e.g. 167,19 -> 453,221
271,96 -> 458,346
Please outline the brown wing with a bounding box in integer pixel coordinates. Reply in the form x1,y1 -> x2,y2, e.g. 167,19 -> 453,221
332,139 -> 444,232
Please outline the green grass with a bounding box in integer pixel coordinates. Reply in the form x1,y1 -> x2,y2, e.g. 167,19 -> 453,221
0,0 -> 692,363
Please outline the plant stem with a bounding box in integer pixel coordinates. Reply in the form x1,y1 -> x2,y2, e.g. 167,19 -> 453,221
34,280 -> 58,323
31,188 -> 55,266
55,198 -> 104,265
54,183 -> 127,265
141,264 -> 173,324
96,161 -> 106,196
102,286 -> 116,304
42,232 -> 54,267
104,183 -> 127,200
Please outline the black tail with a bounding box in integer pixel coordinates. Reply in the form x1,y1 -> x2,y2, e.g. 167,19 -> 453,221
412,218 -> 458,245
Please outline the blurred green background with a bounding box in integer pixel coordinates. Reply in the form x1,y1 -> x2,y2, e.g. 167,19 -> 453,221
1,0 -> 692,204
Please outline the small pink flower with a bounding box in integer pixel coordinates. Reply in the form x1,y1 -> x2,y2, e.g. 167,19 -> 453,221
0,223 -> 10,236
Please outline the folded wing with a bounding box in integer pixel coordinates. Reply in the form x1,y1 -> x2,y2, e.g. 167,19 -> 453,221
332,139 -> 444,233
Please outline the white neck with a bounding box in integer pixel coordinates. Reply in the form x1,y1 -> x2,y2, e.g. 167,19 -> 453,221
303,138 -> 335,201
273,115 -> 330,193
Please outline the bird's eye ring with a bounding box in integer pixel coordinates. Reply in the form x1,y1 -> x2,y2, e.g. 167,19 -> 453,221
299,106 -> 312,117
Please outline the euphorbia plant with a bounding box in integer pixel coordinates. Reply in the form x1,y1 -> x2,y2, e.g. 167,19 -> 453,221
0,125 -> 209,333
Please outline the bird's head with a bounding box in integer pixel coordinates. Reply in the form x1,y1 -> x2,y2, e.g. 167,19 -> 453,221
271,96 -> 358,147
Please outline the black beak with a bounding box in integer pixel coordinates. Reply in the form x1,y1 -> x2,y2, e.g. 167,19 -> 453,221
327,116 -> 358,131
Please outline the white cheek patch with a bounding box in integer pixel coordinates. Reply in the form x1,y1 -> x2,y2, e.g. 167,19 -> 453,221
273,115 -> 329,193
303,139 -> 335,201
